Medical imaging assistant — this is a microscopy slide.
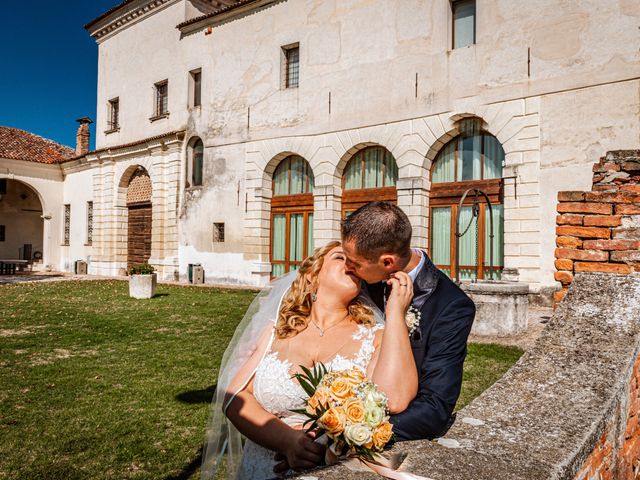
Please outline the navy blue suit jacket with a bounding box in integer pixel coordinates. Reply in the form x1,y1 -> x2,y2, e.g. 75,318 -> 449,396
365,252 -> 475,441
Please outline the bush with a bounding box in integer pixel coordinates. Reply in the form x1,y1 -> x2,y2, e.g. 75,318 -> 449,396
128,263 -> 155,275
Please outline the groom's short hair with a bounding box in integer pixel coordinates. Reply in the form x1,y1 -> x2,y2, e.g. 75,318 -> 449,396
341,201 -> 412,262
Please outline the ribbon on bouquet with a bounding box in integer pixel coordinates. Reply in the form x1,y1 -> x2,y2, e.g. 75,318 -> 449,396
321,437 -> 434,480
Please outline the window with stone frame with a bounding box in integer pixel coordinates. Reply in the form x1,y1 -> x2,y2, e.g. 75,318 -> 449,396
188,138 -> 204,187
189,69 -> 202,108
429,118 -> 504,281
270,155 -> 314,277
342,146 -> 398,217
0,225 -> 5,242
86,201 -> 93,245
107,98 -> 119,131
452,0 -> 476,49
0,178 -> 6,195
63,204 -> 71,246
282,44 -> 300,89
154,80 -> 169,117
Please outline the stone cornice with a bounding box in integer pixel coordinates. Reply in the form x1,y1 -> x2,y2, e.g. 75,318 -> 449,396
86,0 -> 179,42
177,0 -> 282,35
61,130 -> 186,174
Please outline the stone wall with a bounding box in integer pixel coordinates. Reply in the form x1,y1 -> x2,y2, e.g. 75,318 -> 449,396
554,151 -> 640,304
294,273 -> 640,480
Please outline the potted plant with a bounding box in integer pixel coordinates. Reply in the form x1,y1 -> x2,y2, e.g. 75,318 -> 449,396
128,263 -> 157,299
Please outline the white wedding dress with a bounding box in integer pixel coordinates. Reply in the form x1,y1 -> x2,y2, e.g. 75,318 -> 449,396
235,323 -> 384,480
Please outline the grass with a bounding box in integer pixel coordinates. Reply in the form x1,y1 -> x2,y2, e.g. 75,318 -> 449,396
0,280 -> 523,479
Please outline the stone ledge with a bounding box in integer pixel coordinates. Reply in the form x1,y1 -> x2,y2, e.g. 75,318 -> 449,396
295,273 -> 640,480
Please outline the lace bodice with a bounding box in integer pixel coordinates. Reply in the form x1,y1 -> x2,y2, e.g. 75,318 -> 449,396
252,323 -> 383,418
236,323 -> 383,479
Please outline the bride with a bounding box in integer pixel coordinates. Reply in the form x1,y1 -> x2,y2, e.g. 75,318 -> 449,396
201,241 -> 418,479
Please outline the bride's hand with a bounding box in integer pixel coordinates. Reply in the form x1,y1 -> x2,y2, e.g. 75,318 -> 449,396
282,428 -> 325,472
385,271 -> 413,320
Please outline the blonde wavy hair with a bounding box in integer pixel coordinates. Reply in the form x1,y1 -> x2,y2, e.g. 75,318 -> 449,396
275,241 -> 375,339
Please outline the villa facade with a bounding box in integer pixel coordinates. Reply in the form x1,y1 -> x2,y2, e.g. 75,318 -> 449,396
1,0 -> 639,298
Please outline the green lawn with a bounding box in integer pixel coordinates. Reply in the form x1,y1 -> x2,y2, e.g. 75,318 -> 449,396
0,280 -> 522,480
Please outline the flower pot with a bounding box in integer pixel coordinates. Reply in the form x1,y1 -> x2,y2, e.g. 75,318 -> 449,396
129,273 -> 157,299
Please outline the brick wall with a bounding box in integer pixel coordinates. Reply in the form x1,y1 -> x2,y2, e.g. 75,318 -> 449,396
574,355 -> 640,480
554,150 -> 640,304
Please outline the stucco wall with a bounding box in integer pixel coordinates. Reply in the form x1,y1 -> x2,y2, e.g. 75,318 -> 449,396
77,0 -> 640,288
0,160 -> 64,270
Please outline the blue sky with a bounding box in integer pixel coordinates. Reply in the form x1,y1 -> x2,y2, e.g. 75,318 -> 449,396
0,1 -> 120,150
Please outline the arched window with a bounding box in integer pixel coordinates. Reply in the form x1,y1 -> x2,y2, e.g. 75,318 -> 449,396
342,146 -> 398,216
270,155 -> 315,277
191,139 -> 204,186
429,119 -> 504,280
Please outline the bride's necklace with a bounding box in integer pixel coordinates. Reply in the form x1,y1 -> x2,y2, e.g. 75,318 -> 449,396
310,314 -> 348,337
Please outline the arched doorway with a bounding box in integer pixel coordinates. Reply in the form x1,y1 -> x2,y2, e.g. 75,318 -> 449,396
429,118 -> 505,280
0,179 -> 44,265
125,168 -> 152,269
341,146 -> 398,217
270,155 -> 314,277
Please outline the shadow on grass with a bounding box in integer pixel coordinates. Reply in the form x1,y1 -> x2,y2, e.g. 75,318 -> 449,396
176,384 -> 217,404
153,293 -> 171,298
165,446 -> 203,480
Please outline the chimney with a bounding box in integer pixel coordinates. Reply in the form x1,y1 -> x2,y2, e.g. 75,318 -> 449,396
75,117 -> 93,156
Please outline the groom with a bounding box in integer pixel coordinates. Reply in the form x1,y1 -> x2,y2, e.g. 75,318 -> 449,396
342,201 -> 475,441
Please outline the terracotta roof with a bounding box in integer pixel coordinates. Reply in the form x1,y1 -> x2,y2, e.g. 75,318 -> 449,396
84,0 -> 135,30
0,127 -> 75,165
69,130 -> 186,160
176,0 -> 258,28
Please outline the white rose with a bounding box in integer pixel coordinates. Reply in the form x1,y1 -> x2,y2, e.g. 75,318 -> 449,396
344,423 -> 373,446
364,404 -> 385,428
365,389 -> 387,407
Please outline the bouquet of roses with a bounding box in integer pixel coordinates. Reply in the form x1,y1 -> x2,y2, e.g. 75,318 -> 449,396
291,364 -> 394,462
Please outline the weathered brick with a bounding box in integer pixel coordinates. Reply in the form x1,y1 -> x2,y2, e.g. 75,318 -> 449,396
557,203 -> 612,215
616,205 -> 640,215
556,214 -> 583,226
553,289 -> 567,302
622,161 -> 640,172
620,184 -> 640,193
556,226 -> 611,239
591,184 -> 618,192
553,288 -> 568,303
554,271 -> 574,284
593,162 -> 621,173
574,262 -> 632,274
610,251 -> 640,262
555,248 -> 609,261
583,239 -> 640,251
558,191 -> 585,202
555,259 -> 573,271
613,228 -> 640,240
585,191 -> 640,204
557,236 -> 583,248
583,215 -> 622,227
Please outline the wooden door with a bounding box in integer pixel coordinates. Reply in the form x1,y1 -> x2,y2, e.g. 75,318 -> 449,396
127,203 -> 152,268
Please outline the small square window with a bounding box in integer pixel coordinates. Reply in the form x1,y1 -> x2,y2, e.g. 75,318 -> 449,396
189,69 -> 202,108
452,0 -> 476,49
282,44 -> 299,89
0,225 -> 5,242
154,80 -> 169,116
108,98 -> 119,130
0,179 -> 6,195
213,223 -> 225,243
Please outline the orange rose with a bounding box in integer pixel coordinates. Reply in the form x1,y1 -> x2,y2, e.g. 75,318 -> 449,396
307,387 -> 330,415
343,398 -> 366,424
372,421 -> 393,449
318,407 -> 346,435
329,377 -> 353,402
343,368 -> 366,387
